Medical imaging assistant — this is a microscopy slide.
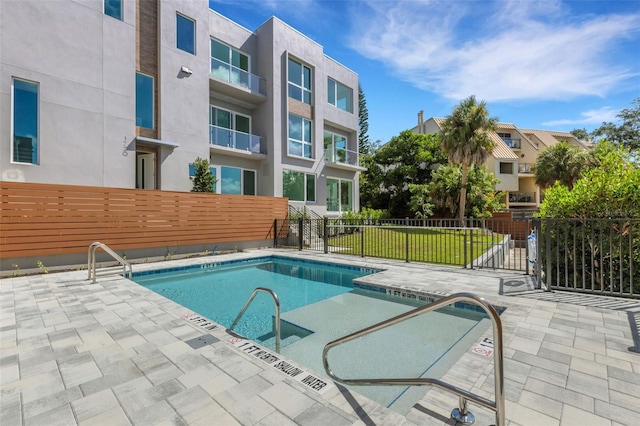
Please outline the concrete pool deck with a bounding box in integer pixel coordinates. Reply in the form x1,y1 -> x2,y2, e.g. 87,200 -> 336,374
1,249 -> 639,425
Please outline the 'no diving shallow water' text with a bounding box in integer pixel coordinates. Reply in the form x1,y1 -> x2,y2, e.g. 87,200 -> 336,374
230,338 -> 331,394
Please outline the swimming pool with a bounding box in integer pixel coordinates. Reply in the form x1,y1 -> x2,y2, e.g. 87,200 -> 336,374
133,256 -> 492,414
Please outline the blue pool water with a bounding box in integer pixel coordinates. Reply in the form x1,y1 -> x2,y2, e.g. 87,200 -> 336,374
134,256 -> 492,414
134,256 -> 380,340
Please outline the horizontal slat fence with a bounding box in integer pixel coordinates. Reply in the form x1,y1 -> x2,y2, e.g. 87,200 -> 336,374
1,182 -> 288,258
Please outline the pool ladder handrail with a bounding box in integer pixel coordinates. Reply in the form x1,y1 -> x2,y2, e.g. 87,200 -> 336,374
87,242 -> 132,283
322,292 -> 505,426
230,287 -> 281,353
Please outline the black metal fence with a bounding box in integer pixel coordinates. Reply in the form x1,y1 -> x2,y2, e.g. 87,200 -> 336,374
533,218 -> 640,298
274,217 -> 533,273
274,216 -> 640,298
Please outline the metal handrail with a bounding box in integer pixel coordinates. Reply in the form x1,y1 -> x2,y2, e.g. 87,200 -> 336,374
322,292 -> 505,426
87,242 -> 132,283
230,287 -> 281,353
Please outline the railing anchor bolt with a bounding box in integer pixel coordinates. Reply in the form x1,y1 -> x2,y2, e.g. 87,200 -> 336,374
451,397 -> 475,425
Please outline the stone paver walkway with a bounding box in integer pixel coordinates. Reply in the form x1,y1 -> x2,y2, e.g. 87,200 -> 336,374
1,249 -> 639,425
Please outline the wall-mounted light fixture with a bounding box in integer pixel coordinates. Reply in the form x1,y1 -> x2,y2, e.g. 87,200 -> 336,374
180,66 -> 193,76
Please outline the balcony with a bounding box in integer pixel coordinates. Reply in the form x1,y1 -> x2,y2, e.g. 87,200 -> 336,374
518,163 -> 534,174
209,59 -> 266,108
503,138 -> 521,149
508,191 -> 536,204
209,125 -> 266,159
324,145 -> 366,171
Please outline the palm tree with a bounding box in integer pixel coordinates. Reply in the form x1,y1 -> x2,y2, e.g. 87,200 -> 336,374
533,142 -> 585,190
440,95 -> 498,223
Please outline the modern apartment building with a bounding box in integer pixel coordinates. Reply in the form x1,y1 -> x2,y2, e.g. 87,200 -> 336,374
0,0 -> 362,216
414,112 -> 591,210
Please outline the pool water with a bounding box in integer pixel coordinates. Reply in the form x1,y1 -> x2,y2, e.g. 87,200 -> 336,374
134,257 -> 378,340
134,256 -> 491,414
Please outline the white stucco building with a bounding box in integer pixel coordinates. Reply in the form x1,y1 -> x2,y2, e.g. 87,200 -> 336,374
1,0 -> 362,216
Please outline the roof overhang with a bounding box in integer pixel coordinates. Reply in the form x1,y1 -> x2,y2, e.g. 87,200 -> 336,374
134,136 -> 180,148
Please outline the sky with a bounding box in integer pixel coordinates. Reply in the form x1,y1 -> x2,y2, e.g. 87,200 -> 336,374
209,0 -> 640,144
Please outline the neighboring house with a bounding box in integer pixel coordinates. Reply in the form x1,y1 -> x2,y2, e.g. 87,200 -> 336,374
414,112 -> 591,210
0,0 -> 362,216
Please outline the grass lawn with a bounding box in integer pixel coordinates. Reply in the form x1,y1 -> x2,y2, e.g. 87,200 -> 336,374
327,226 -> 501,266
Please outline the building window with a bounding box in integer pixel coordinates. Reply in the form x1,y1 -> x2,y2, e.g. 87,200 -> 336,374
176,13 -> 195,54
499,162 -> 513,174
324,131 -> 348,163
288,114 -> 312,158
104,0 -> 122,20
283,170 -> 315,202
327,178 -> 353,212
210,39 -> 250,88
135,72 -> 154,129
327,78 -> 353,113
209,106 -> 253,150
220,166 -> 255,195
12,78 -> 39,164
288,58 -> 311,104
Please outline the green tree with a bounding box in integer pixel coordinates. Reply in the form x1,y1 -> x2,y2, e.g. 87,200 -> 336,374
425,164 -> 503,219
358,84 -> 371,159
570,128 -> 589,141
540,144 -> 640,218
591,97 -> 640,153
190,157 -> 216,193
360,130 -> 446,217
533,142 -> 585,190
440,95 -> 498,222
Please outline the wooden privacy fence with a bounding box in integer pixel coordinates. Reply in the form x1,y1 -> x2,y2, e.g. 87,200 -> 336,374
0,181 -> 288,259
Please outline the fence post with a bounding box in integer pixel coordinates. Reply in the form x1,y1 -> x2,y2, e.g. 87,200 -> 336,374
525,218 -> 530,275
298,217 -> 303,251
273,219 -> 278,248
405,217 -> 409,263
470,226 -> 474,270
464,228 -> 468,268
323,217 -> 328,254
545,217 -> 552,291
360,218 -> 365,258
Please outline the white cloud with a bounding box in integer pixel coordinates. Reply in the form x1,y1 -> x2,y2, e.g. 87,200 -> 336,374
349,0 -> 640,103
542,106 -> 619,126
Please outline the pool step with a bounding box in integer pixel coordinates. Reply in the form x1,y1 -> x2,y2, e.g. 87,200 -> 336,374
255,318 -> 314,350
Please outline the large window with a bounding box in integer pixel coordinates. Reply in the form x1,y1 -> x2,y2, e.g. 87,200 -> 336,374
12,78 -> 39,164
499,162 -> 513,174
220,166 -> 255,195
104,0 -> 122,20
210,39 -> 250,88
209,106 -> 254,151
327,78 -> 353,113
135,72 -> 154,129
176,13 -> 195,54
324,131 -> 347,163
283,170 -> 315,202
288,114 -> 312,158
288,58 -> 311,104
327,178 -> 353,212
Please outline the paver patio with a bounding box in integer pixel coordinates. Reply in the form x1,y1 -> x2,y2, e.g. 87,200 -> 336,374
1,249 -> 639,425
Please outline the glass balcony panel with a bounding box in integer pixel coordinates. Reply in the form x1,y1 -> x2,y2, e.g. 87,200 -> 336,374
211,58 -> 265,95
503,138 -> 522,149
508,191 -> 536,203
518,163 -> 534,173
210,125 -> 264,154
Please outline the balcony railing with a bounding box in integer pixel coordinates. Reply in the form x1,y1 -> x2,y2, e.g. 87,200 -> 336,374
508,191 -> 536,203
503,138 -> 521,149
209,125 -> 264,154
518,163 -> 534,173
210,58 -> 266,96
324,145 -> 359,167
